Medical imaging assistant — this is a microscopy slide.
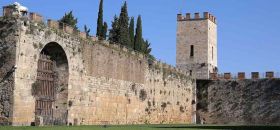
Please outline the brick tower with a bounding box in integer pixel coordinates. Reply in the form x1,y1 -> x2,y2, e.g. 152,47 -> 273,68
176,12 -> 218,80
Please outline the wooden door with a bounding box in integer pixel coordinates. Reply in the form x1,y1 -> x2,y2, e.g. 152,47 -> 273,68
35,54 -> 55,125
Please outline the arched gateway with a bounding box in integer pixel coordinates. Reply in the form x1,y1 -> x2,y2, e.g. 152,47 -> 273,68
33,42 -> 69,125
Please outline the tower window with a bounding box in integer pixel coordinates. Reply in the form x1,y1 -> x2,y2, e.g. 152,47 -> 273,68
190,45 -> 194,57
212,46 -> 214,60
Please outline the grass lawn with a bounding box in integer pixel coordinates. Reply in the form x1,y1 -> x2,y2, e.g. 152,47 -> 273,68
1,125 -> 280,130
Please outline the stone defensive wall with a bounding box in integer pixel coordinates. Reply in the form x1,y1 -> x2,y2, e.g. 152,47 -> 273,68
0,11 -> 194,126
196,72 -> 280,125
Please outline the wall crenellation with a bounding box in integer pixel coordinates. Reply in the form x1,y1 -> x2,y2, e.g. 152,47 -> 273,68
177,12 -> 217,24
27,12 -> 148,61
20,11 -> 151,64
14,11 -> 165,70
210,71 -> 277,80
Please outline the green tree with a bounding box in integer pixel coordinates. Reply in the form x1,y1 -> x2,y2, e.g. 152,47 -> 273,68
134,15 -> 142,51
143,39 -> 152,55
109,15 -> 120,43
96,0 -> 104,39
118,1 -> 130,46
129,17 -> 135,48
60,11 -> 78,29
84,25 -> 91,38
102,22 -> 108,40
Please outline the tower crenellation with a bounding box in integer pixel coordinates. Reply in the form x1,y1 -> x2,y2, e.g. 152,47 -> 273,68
177,12 -> 217,24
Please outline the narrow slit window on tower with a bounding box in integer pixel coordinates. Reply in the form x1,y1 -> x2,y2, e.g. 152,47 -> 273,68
190,45 -> 194,57
212,46 -> 214,60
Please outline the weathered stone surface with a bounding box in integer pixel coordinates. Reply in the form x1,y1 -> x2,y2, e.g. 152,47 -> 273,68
0,16 -> 194,126
0,17 -> 18,125
197,79 -> 280,125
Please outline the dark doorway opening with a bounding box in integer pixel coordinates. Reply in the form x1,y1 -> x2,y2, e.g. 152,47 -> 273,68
34,42 -> 69,126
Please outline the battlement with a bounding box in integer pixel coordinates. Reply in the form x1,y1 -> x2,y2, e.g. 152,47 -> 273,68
9,12 -> 149,60
29,12 -> 43,23
210,71 -> 278,80
2,10 -> 168,69
177,12 -> 217,24
3,5 -> 14,17
0,6 -> 154,64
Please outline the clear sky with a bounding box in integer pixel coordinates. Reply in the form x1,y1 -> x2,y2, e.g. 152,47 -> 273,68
1,0 -> 280,74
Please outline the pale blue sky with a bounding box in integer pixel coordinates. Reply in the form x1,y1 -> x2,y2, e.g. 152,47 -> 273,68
1,0 -> 280,74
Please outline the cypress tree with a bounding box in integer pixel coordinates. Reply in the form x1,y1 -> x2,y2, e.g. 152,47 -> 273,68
134,15 -> 142,51
109,15 -> 120,43
84,25 -> 91,38
60,11 -> 78,29
129,17 -> 135,48
118,1 -> 130,46
102,22 -> 108,40
143,39 -> 152,55
96,0 -> 104,39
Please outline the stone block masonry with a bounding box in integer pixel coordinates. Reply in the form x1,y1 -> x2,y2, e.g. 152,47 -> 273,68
176,12 -> 217,80
47,19 -> 59,29
0,13 -> 194,126
82,43 -> 145,84
29,12 -> 43,23
196,79 -> 280,125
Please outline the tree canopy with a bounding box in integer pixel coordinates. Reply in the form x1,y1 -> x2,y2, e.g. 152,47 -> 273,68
109,15 -> 120,43
118,1 -> 130,46
134,15 -> 143,51
60,11 -> 78,29
102,22 -> 108,39
84,25 -> 91,38
108,2 -> 153,57
96,0 -> 104,39
129,17 -> 135,48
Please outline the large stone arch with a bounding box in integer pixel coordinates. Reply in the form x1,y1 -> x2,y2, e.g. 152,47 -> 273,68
34,42 -> 69,125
